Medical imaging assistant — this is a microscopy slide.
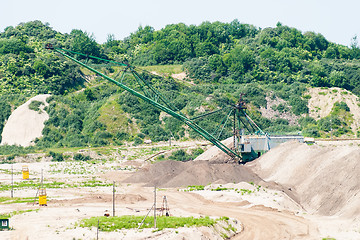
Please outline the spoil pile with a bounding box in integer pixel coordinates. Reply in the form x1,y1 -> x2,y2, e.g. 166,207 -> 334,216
124,160 -> 262,188
248,141 -> 360,218
1,94 -> 50,147
194,137 -> 234,163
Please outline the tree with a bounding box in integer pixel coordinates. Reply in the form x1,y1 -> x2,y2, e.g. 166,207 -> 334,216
329,70 -> 346,88
70,29 -> 101,58
350,35 -> 360,59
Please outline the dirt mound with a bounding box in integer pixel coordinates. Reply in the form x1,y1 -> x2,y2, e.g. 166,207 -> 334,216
117,194 -> 147,203
124,160 -> 262,188
308,87 -> 360,134
194,137 -> 235,163
1,94 -> 50,147
248,141 -> 360,218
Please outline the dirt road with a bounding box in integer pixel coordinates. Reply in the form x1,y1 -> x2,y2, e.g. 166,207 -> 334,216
2,184 -> 319,240
139,188 -> 319,240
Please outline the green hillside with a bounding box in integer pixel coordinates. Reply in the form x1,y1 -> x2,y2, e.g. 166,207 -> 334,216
1,20 -> 360,149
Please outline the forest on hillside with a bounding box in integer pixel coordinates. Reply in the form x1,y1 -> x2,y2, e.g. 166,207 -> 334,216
0,20 -> 360,151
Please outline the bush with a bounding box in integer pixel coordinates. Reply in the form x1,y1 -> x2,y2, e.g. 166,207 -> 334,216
302,125 -> 320,138
169,148 -> 204,162
133,137 -> 143,146
49,151 -> 64,162
332,101 -> 350,112
298,116 -> 316,128
289,96 -> 308,115
73,153 -> 91,161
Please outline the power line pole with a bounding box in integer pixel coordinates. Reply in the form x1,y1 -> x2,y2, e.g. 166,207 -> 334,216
154,186 -> 156,229
11,164 -> 13,198
113,181 -> 115,217
97,219 -> 99,240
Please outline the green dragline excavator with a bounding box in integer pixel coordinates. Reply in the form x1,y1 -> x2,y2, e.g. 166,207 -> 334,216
45,44 -> 303,163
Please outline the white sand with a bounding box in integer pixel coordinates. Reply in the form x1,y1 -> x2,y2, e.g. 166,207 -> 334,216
1,94 -> 50,147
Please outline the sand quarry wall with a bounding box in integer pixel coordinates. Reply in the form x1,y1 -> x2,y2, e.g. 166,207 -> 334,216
248,141 -> 360,219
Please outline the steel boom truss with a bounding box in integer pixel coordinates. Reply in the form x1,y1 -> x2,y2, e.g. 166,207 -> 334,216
46,44 -> 242,160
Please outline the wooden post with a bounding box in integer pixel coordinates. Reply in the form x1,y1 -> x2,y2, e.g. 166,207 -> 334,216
154,186 -> 156,228
113,181 -> 115,217
97,219 -> 99,240
11,164 -> 13,198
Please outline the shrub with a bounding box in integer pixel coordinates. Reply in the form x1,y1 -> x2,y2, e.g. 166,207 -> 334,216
289,96 -> 308,115
332,101 -> 350,112
49,151 -> 64,162
169,149 -> 192,162
302,125 -> 320,138
133,137 -> 143,146
73,153 -> 91,161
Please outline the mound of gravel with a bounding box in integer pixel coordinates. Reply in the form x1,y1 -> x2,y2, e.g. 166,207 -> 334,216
123,160 -> 262,188
194,137 -> 234,163
248,141 -> 360,218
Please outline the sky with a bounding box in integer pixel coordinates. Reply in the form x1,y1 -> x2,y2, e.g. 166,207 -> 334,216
1,0 -> 360,46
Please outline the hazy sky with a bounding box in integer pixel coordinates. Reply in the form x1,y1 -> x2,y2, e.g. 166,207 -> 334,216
1,0 -> 360,46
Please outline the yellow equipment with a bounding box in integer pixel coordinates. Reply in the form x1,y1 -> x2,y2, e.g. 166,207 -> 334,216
39,189 -> 47,206
22,165 -> 29,180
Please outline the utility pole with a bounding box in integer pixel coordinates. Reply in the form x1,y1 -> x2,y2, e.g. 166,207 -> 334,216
11,164 -> 13,198
97,219 -> 99,240
113,181 -> 115,217
154,186 -> 156,229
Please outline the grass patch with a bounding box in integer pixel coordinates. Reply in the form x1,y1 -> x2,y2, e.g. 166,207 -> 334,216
185,185 -> 205,191
0,169 -> 21,175
0,180 -> 66,191
0,178 -> 111,191
211,187 -> 233,192
0,209 -> 39,218
77,215 -> 219,231
236,189 -> 253,195
302,94 -> 311,99
0,197 -> 34,204
140,65 -> 183,75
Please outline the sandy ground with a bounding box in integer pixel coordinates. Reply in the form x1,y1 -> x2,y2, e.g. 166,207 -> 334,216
248,140 -> 360,240
0,139 -> 359,239
1,94 -> 50,147
0,157 -> 320,240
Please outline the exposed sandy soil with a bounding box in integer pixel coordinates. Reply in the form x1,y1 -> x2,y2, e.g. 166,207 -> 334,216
0,143 -> 324,240
259,94 -> 299,125
171,72 -> 187,81
1,94 -> 50,147
194,137 -> 235,163
123,160 -> 262,188
1,138 -> 358,239
307,87 -> 360,134
248,140 -> 360,240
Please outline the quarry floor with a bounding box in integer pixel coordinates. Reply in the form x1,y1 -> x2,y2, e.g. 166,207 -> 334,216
0,140 -> 359,240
